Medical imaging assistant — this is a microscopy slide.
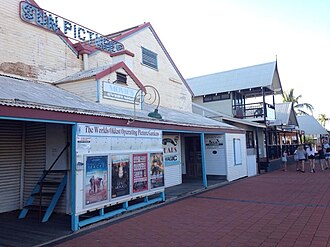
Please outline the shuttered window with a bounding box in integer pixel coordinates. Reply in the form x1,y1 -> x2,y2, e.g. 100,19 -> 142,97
142,47 -> 158,69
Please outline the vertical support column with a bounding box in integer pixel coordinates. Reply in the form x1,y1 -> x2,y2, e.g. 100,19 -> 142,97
96,80 -> 101,103
255,128 -> 260,174
262,87 -> 267,121
71,124 -> 79,231
19,122 -> 26,209
200,133 -> 207,188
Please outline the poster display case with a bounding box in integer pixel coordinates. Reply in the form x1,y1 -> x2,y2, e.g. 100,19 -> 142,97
75,123 -> 164,214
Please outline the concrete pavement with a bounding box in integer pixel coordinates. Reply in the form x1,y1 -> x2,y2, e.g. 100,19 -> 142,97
46,163 -> 330,247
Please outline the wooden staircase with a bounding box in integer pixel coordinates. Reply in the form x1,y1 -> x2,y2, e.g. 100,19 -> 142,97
19,143 -> 70,222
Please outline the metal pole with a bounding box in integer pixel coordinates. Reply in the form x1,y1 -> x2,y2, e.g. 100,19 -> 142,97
200,133 -> 207,188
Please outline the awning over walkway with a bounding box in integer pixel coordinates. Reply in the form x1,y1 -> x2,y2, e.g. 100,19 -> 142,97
0,75 -> 243,133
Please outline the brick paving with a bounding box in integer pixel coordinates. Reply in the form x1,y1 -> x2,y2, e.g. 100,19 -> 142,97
49,163 -> 330,247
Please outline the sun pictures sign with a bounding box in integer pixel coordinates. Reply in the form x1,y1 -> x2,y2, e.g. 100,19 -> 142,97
19,1 -> 124,54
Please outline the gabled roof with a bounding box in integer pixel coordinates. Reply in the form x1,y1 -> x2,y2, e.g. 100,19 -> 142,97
297,115 -> 328,135
275,102 -> 299,127
106,22 -> 194,96
56,62 -> 145,91
187,61 -> 282,97
0,74 -> 241,132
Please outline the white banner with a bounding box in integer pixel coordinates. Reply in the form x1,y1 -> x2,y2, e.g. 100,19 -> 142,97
77,123 -> 162,139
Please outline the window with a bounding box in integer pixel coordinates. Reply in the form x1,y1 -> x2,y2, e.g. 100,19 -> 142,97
116,72 -> 127,84
142,47 -> 158,69
203,93 -> 230,102
233,138 -> 242,165
246,131 -> 255,149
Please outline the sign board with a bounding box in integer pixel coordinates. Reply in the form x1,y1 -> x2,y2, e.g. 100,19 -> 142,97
162,135 -> 181,166
102,82 -> 139,104
19,1 -> 124,53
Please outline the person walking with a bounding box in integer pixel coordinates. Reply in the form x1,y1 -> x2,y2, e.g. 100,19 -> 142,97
316,145 -> 326,171
295,145 -> 307,173
306,143 -> 316,173
324,140 -> 330,169
282,149 -> 288,171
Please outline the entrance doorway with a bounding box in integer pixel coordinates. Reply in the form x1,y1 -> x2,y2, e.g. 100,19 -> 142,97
184,136 -> 202,178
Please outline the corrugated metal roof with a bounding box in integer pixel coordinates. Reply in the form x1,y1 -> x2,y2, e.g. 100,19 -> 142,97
275,102 -> 291,125
297,115 -> 328,135
0,75 -> 239,130
187,61 -> 279,96
56,65 -> 110,83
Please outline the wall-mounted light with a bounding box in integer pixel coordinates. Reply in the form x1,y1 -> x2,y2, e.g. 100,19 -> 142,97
127,85 -> 162,124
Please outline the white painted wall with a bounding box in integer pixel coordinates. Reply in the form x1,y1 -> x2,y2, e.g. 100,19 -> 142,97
0,0 -> 82,82
119,27 -> 193,112
204,134 -> 226,175
46,124 -> 68,170
247,154 -> 257,177
225,133 -> 248,181
193,96 -> 233,116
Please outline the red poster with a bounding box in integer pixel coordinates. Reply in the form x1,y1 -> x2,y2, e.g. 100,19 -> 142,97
132,153 -> 148,193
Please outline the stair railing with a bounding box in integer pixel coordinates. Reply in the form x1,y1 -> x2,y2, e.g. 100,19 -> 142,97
38,142 -> 70,220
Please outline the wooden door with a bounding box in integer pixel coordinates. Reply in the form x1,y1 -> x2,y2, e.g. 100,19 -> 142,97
185,137 -> 202,178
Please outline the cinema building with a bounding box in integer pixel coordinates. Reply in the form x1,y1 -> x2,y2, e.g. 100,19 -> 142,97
0,0 -> 248,232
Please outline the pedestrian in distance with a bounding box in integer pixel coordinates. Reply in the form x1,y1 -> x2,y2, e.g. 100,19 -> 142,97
323,140 -> 330,169
316,145 -> 326,171
295,145 -> 307,173
282,149 -> 288,171
294,148 -> 299,171
306,143 -> 316,173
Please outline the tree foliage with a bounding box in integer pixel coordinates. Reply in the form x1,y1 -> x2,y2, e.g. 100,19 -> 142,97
282,89 -> 314,115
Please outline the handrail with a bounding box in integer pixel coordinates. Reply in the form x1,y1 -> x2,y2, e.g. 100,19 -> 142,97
38,142 -> 70,221
41,142 -> 70,181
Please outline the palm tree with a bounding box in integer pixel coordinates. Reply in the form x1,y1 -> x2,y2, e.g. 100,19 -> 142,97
282,88 -> 314,115
317,114 -> 329,127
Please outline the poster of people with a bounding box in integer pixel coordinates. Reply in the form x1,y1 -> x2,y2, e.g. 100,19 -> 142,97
111,154 -> 130,199
150,152 -> 164,189
85,155 -> 108,206
132,153 -> 148,193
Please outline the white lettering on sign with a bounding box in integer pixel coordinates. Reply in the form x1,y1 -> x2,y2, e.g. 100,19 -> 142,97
19,1 -> 124,53
103,82 -> 139,104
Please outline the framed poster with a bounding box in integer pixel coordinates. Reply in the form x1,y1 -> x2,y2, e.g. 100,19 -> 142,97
132,153 -> 148,193
85,155 -> 108,206
150,152 -> 164,189
111,154 -> 130,199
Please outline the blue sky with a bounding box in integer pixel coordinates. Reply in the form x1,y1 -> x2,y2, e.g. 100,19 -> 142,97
37,0 -> 330,126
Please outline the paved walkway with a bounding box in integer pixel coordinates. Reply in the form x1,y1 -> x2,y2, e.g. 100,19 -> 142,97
47,163 -> 330,247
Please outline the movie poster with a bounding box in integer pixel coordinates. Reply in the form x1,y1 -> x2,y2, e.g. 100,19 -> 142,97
150,152 -> 164,189
85,155 -> 108,206
132,153 -> 148,193
111,154 -> 130,198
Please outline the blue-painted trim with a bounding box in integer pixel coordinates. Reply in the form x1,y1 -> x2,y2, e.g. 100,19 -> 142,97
96,80 -> 101,103
0,116 -> 76,125
78,193 -> 164,229
42,174 -> 67,223
200,133 -> 207,188
71,124 -> 79,231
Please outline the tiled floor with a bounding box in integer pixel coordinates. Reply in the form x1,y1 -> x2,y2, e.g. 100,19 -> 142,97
48,163 -> 330,247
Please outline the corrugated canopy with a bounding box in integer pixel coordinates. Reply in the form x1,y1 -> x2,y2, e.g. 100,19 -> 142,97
274,102 -> 299,127
0,75 -> 240,131
187,61 -> 282,97
297,115 -> 328,135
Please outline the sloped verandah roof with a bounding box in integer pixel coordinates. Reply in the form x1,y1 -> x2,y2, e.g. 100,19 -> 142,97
187,61 -> 283,98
